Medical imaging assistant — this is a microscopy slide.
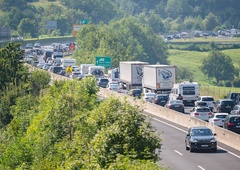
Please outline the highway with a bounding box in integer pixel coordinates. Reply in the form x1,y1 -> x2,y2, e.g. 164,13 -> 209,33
149,113 -> 240,170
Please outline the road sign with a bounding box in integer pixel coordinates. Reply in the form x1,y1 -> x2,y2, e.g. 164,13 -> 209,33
95,56 -> 112,68
66,66 -> 72,74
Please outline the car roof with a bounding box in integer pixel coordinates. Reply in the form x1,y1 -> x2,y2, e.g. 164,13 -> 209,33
200,96 -> 214,98
190,126 -> 210,130
156,94 -> 168,96
213,113 -> 228,115
218,99 -> 234,101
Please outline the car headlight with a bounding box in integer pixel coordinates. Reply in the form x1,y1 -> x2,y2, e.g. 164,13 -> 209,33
210,138 -> 216,142
190,139 -> 198,142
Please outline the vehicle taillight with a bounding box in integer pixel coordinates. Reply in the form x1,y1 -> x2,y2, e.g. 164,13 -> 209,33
194,112 -> 199,115
155,99 -> 158,103
214,119 -> 219,121
208,112 -> 212,115
228,122 -> 234,126
169,105 -> 172,109
109,88 -> 112,90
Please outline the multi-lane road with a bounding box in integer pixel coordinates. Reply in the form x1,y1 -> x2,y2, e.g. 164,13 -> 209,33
148,113 -> 240,170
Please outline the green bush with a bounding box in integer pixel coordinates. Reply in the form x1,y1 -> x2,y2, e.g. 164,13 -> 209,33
224,81 -> 232,87
232,78 -> 240,87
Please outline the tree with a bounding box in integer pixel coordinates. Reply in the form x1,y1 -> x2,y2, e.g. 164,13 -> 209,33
17,18 -> 38,38
202,12 -> 221,30
201,49 -> 236,84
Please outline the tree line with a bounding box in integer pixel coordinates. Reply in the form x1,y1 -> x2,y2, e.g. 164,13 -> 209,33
0,0 -> 240,38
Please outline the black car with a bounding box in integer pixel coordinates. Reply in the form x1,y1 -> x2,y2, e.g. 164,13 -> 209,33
48,66 -> 63,74
154,94 -> 169,106
223,114 -> 240,133
165,99 -> 185,113
128,89 -> 142,99
43,50 -> 53,62
25,43 -> 33,49
185,126 -> 217,152
213,99 -> 234,114
97,78 -> 109,88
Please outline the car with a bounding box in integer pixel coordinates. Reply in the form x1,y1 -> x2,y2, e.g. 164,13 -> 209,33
185,126 -> 217,152
48,66 -> 63,74
72,66 -> 80,72
208,113 -> 228,127
230,105 -> 240,114
165,99 -> 185,113
97,78 -> 109,88
128,89 -> 142,98
190,106 -> 212,121
223,114 -> 240,133
32,61 -> 39,67
42,63 -> 51,71
195,96 -> 215,111
225,92 -> 240,104
43,50 -> 53,62
37,62 -> 45,69
106,83 -> 121,92
154,94 -> 169,106
34,41 -> 41,48
142,93 -> 156,103
25,43 -> 33,49
213,99 -> 235,114
70,72 -> 83,79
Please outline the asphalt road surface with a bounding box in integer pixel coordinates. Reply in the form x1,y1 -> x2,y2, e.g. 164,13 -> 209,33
149,113 -> 240,170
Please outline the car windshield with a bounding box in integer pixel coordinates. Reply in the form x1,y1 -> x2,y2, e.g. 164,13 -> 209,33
197,108 -> 210,112
230,117 -> 240,123
100,79 -> 109,82
157,96 -> 168,100
202,97 -> 214,101
216,115 -> 227,119
191,129 -> 213,136
146,93 -> 155,97
222,101 -> 234,105
110,84 -> 119,88
170,100 -> 182,104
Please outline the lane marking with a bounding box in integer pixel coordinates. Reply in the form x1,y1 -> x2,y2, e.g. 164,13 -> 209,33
152,117 -> 240,159
198,165 -> 206,170
174,150 -> 183,156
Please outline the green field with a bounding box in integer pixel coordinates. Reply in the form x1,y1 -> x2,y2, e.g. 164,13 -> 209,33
168,48 -> 240,100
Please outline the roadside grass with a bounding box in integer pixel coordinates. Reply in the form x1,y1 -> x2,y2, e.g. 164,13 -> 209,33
168,48 -> 240,100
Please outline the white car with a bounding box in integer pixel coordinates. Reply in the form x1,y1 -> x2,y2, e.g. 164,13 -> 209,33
142,93 -> 156,103
190,106 -> 212,121
106,83 -> 120,92
209,113 -> 228,127
195,96 -> 215,111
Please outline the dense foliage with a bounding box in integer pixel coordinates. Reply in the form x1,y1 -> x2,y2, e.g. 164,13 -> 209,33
1,0 -> 240,38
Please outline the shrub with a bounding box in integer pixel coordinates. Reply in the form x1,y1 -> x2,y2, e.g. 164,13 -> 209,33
232,78 -> 240,87
224,81 -> 232,87
217,81 -> 224,87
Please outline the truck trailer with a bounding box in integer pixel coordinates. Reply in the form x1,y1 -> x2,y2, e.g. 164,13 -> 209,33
119,61 -> 148,90
142,65 -> 176,93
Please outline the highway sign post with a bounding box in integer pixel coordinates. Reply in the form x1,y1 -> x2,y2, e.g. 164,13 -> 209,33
95,56 -> 112,68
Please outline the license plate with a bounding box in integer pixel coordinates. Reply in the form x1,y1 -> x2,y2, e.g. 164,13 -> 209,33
201,145 -> 208,147
174,105 -> 180,107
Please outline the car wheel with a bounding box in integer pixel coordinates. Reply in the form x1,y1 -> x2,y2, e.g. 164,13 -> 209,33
212,148 -> 217,153
189,146 -> 194,152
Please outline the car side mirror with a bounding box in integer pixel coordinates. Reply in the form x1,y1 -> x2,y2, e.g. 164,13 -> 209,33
186,134 -> 190,136
214,133 -> 217,136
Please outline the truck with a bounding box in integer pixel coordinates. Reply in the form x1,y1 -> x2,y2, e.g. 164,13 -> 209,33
108,68 -> 119,82
80,64 -> 94,75
119,61 -> 149,90
88,66 -> 105,78
169,81 -> 200,106
61,58 -> 76,69
142,65 -> 176,94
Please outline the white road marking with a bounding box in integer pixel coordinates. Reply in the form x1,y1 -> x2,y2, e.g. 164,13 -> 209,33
152,117 -> 240,159
174,150 -> 183,155
198,165 -> 206,170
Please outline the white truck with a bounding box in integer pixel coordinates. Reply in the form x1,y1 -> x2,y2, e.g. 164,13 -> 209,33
88,66 -> 105,78
142,65 -> 176,94
169,81 -> 200,106
108,68 -> 119,82
61,58 -> 76,69
119,61 -> 149,90
80,64 -> 94,75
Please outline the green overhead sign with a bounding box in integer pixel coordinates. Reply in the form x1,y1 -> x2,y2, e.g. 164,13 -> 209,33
95,56 -> 112,68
